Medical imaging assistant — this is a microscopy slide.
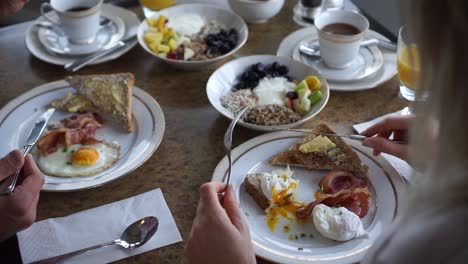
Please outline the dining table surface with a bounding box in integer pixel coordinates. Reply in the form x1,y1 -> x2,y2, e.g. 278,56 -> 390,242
0,1 -> 408,263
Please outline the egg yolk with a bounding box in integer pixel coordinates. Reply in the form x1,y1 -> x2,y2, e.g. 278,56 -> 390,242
71,147 -> 99,166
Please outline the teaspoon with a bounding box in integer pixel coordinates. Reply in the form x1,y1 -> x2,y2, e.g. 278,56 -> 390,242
31,216 -> 159,264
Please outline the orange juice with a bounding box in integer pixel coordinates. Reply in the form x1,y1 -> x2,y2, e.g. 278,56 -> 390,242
140,0 -> 175,11
397,45 -> 420,89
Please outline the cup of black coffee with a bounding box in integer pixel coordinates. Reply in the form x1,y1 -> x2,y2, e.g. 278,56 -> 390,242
40,0 -> 103,44
314,10 -> 369,69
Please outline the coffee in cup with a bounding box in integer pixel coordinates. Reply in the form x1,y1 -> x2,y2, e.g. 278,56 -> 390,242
314,10 -> 369,69
40,0 -> 103,45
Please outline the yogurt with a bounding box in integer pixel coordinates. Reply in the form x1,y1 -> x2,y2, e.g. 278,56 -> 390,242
253,77 -> 296,106
167,14 -> 205,36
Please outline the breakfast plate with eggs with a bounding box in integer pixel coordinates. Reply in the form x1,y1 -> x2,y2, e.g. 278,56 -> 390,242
211,130 -> 406,264
0,78 -> 165,191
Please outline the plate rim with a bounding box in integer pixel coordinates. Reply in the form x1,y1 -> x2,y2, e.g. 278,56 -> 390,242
277,27 -> 397,92
211,131 -> 407,264
0,80 -> 165,192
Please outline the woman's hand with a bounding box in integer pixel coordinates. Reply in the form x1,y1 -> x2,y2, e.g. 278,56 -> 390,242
360,115 -> 414,162
0,150 -> 45,242
185,181 -> 255,264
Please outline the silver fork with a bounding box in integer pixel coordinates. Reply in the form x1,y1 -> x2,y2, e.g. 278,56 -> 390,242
223,107 -> 249,187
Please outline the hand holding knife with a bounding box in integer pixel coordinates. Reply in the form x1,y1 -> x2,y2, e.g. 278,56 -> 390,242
0,108 -> 55,195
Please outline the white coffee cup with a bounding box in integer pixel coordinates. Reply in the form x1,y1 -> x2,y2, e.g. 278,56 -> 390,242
314,10 -> 369,69
40,0 -> 103,45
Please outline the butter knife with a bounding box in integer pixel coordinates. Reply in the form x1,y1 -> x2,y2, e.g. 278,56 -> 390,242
278,128 -> 406,144
64,36 -> 137,72
0,108 -> 55,195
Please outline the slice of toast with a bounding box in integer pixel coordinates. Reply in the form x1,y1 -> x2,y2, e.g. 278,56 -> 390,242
49,93 -> 98,113
244,173 -> 271,210
65,73 -> 134,133
270,123 -> 368,174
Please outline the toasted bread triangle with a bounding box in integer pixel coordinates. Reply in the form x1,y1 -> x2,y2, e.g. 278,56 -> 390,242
65,73 -> 134,133
270,124 -> 368,174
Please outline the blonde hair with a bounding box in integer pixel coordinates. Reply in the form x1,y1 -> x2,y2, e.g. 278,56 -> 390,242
401,0 -> 468,210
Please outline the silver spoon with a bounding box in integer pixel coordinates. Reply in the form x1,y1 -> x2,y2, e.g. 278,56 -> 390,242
31,216 -> 159,264
223,107 -> 249,187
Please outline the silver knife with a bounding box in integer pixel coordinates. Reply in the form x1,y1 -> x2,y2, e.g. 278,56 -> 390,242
0,108 -> 55,195
64,36 -> 138,72
278,128 -> 406,144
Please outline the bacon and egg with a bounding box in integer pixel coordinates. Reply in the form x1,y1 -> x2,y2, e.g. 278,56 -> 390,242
36,113 -> 120,177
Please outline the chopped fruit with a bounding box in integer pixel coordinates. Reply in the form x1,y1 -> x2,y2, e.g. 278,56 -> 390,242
305,76 -> 322,91
286,91 -> 298,99
168,38 -> 177,50
157,44 -> 170,53
183,48 -> 195,60
287,97 -> 294,109
156,15 -> 167,30
298,86 -> 311,99
167,51 -> 178,60
294,97 -> 311,114
146,17 -> 157,27
294,80 -> 309,92
149,42 -> 159,53
168,28 -> 177,39
309,91 -> 323,106
144,32 -> 163,44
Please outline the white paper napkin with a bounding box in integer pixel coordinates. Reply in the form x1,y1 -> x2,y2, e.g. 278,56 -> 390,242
18,189 -> 182,264
353,109 -> 413,181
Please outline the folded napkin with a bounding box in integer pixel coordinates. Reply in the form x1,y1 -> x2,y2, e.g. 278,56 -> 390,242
353,108 -> 413,181
18,189 -> 182,264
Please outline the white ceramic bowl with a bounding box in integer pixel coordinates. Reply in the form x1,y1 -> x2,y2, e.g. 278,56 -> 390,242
137,4 -> 248,71
207,55 -> 330,132
228,0 -> 285,24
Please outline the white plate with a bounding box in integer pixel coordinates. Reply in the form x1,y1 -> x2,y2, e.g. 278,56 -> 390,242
25,4 -> 139,66
137,3 -> 248,71
277,27 -> 397,92
294,39 -> 384,82
0,80 -> 165,192
37,14 -> 125,56
211,132 -> 406,264
206,55 -> 330,132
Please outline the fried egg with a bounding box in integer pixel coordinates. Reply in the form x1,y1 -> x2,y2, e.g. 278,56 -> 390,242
37,142 -> 120,177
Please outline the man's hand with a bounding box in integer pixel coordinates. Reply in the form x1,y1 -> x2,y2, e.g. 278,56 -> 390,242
185,182 -> 256,264
0,150 -> 44,241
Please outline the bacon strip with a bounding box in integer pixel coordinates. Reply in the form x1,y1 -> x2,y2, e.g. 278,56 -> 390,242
297,187 -> 371,219
36,113 -> 104,155
319,171 -> 368,194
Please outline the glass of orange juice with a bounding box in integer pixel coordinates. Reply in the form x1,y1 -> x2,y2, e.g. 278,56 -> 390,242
140,0 -> 175,17
397,26 -> 420,101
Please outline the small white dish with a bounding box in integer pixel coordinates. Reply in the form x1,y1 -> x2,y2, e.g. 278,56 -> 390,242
25,4 -> 139,66
37,13 -> 125,56
228,0 -> 285,24
211,131 -> 406,264
277,27 -> 397,92
0,80 -> 165,192
206,55 -> 330,132
294,39 -> 384,82
137,3 -> 248,71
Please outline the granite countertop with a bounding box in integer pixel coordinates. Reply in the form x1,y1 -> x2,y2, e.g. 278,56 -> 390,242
0,1 -> 407,263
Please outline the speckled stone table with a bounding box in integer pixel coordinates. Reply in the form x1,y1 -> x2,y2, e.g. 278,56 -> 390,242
0,2 -> 407,263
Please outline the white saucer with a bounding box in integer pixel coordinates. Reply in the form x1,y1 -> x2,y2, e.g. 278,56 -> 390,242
25,4 -> 139,66
37,14 -> 125,56
277,27 -> 397,92
293,39 -> 384,82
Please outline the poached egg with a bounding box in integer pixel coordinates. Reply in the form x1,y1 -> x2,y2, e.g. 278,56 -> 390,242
312,204 -> 367,241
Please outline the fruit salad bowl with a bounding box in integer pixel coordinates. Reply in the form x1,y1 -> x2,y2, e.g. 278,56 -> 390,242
137,3 -> 248,71
206,55 -> 330,132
